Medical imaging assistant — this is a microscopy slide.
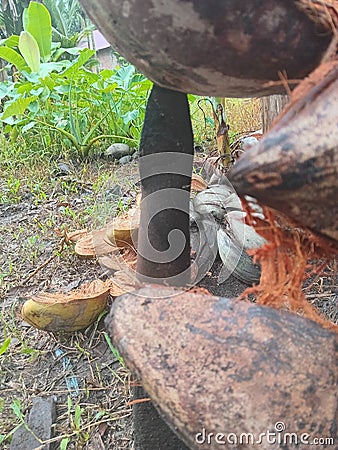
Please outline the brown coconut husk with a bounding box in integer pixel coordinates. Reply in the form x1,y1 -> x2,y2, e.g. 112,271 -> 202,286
240,199 -> 337,332
297,0 -> 338,31
232,45 -> 338,331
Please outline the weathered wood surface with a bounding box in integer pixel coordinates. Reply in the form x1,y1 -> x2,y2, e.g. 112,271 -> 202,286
106,285 -> 338,450
79,0 -> 332,97
261,94 -> 289,132
229,64 -> 338,243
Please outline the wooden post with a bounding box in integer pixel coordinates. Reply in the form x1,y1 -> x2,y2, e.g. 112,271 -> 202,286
261,94 -> 289,132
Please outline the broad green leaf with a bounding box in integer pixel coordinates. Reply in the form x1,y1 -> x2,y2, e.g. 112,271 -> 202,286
41,75 -> 55,91
0,337 -> 11,356
28,101 -> 39,114
43,0 -> 68,37
1,96 -> 37,121
0,83 -> 15,100
19,31 -> 40,73
99,69 -> 114,80
22,122 -> 36,133
0,47 -> 26,71
39,61 -> 70,78
0,35 -> 19,48
62,49 -> 95,77
22,8 -> 29,32
24,2 -> 52,62
17,82 -> 34,95
52,46 -> 79,62
121,109 -> 139,125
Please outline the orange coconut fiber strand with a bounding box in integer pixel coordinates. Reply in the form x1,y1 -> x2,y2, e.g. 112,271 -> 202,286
240,199 -> 338,332
297,0 -> 338,30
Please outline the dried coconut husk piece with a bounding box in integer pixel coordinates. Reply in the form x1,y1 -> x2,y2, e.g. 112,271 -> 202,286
21,280 -> 109,332
239,199 -> 337,332
106,207 -> 140,247
106,285 -> 337,449
191,173 -> 207,192
107,270 -> 138,296
75,228 -> 116,257
98,245 -> 137,273
229,61 -> 338,243
66,228 -> 88,243
297,0 -> 338,31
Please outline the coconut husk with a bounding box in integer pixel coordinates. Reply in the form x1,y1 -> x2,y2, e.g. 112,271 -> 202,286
229,60 -> 338,243
106,207 -> 140,247
297,0 -> 338,31
191,173 -> 208,192
66,228 -> 88,243
239,199 -> 337,332
75,228 -> 116,257
21,279 -> 109,332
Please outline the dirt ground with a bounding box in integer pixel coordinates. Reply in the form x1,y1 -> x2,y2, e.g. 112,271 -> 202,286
0,158 -> 337,449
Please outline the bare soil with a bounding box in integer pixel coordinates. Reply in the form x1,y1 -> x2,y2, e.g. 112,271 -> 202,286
0,160 -> 139,450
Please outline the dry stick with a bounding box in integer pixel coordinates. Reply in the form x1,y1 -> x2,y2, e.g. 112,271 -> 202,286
22,237 -> 66,284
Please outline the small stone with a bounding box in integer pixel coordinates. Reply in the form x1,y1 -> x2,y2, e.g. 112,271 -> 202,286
10,396 -> 56,450
106,143 -> 131,159
119,155 -> 133,165
106,184 -> 123,199
132,150 -> 139,160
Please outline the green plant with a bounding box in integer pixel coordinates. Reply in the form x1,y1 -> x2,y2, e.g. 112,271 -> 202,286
0,337 -> 11,356
0,3 -> 151,160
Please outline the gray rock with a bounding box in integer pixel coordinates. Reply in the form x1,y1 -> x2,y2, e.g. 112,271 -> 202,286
10,396 -> 56,450
118,155 -> 133,165
106,184 -> 123,200
105,143 -> 132,159
132,150 -> 139,160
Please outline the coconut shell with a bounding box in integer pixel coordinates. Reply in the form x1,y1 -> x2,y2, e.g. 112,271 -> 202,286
75,228 -> 116,257
229,62 -> 338,244
98,246 -> 138,273
106,285 -> 337,450
22,280 -> 109,332
191,173 -> 207,192
66,228 -> 88,243
106,208 -> 140,247
106,271 -> 137,296
79,0 -> 332,97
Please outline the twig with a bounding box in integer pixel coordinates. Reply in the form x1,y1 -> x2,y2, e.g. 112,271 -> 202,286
22,237 -> 66,284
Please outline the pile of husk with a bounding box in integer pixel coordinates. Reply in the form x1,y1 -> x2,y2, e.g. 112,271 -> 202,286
240,200 -> 337,332
21,175 -> 207,332
228,0 -> 338,331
